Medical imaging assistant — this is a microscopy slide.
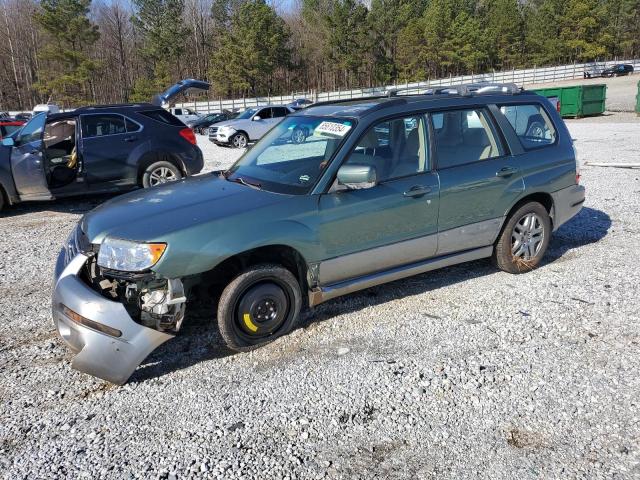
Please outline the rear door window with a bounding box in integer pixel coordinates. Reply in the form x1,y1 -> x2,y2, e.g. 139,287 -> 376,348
81,114 -> 126,138
431,108 -> 503,169
271,107 -> 289,118
499,104 -> 556,149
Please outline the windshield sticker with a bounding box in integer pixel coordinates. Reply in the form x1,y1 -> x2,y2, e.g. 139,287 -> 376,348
315,121 -> 352,137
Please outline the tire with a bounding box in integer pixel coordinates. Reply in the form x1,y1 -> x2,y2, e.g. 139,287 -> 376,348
217,264 -> 302,352
231,132 -> 249,149
291,127 -> 306,144
0,189 -> 5,212
492,202 -> 551,274
142,160 -> 182,188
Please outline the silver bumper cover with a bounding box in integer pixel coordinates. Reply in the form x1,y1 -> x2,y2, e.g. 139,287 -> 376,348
52,250 -> 173,385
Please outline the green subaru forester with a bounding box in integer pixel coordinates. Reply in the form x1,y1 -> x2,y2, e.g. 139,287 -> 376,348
53,83 -> 585,384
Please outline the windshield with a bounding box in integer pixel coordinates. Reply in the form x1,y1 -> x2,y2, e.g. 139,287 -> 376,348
226,116 -> 355,194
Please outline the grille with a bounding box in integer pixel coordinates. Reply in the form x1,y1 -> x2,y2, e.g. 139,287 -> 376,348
209,126 -> 218,135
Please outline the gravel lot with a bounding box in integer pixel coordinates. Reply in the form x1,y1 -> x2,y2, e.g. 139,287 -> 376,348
1,115 -> 639,479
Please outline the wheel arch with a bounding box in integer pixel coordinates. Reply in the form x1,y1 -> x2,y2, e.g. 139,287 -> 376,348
505,192 -> 554,229
136,151 -> 186,185
204,244 -> 309,294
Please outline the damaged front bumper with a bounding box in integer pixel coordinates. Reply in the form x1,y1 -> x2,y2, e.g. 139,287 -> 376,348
52,250 -> 174,385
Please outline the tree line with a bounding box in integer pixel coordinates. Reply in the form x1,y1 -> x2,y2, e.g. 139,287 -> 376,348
0,0 -> 639,110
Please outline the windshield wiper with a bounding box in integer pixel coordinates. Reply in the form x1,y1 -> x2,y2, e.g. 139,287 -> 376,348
231,176 -> 262,190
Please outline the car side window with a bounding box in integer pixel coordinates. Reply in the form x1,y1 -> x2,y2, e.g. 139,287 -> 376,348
125,117 -> 141,133
272,107 -> 288,118
499,104 -> 557,150
257,108 -> 272,119
16,113 -> 46,145
174,108 -> 182,116
81,115 -> 127,138
343,114 -> 429,182
432,108 -> 502,169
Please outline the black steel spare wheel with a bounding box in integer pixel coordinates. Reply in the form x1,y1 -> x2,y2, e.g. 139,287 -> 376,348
217,264 -> 302,351
237,282 -> 288,337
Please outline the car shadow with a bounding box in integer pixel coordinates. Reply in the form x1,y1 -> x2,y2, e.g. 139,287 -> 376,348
0,193 -> 120,218
129,206 -> 610,383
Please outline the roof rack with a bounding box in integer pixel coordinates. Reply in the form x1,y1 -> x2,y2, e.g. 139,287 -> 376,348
75,103 -> 152,111
387,82 -> 522,97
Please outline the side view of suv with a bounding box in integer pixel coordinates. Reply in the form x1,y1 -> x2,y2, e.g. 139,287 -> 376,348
52,83 -> 585,384
210,105 -> 295,148
0,80 -> 209,211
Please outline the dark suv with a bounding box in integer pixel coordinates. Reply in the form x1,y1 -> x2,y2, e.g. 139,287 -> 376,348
53,83 -> 585,384
0,80 -> 208,211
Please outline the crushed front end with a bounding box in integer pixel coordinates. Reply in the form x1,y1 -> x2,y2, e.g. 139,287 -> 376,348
52,225 -> 186,384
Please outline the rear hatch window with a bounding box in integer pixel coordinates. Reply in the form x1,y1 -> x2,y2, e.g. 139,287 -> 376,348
139,109 -> 184,126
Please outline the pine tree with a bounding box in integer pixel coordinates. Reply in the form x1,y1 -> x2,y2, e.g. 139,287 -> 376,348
132,0 -> 190,92
209,0 -> 290,96
34,0 -> 99,105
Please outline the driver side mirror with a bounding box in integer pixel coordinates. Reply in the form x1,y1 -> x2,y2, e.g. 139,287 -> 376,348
1,137 -> 14,147
337,164 -> 377,190
252,115 -> 261,121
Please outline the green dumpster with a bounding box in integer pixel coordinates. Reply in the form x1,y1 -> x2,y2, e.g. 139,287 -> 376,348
532,84 -> 607,118
636,80 -> 640,115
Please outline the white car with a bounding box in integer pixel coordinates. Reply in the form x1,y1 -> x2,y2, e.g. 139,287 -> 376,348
167,107 -> 202,124
33,103 -> 61,115
210,105 -> 294,148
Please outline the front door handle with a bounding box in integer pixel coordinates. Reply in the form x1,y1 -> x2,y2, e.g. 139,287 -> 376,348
496,166 -> 518,177
403,185 -> 432,198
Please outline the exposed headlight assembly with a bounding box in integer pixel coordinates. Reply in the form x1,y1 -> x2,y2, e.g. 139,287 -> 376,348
97,237 -> 166,272
218,125 -> 236,134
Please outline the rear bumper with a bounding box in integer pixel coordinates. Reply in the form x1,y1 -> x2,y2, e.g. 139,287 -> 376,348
551,184 -> 586,230
182,147 -> 204,175
52,251 -> 173,385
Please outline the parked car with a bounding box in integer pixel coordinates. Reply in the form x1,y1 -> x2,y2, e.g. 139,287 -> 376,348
52,82 -> 585,384
168,107 -> 202,124
287,98 -> 313,110
0,111 -> 10,118
33,103 -> 61,115
601,64 -> 634,77
209,105 -> 295,148
187,112 -> 233,135
14,112 -> 33,121
0,79 -> 209,212
0,118 -> 25,140
584,63 -> 605,78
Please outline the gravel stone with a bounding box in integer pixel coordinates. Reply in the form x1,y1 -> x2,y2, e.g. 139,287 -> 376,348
0,113 -> 639,479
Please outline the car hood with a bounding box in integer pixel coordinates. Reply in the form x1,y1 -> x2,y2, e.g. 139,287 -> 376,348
214,118 -> 253,129
80,174 -> 289,243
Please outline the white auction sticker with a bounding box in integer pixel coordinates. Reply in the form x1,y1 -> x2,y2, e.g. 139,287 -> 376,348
315,121 -> 352,137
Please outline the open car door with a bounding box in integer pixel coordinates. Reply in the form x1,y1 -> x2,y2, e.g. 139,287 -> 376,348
151,79 -> 210,108
9,113 -> 52,201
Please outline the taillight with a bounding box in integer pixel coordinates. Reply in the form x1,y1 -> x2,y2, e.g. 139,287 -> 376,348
179,127 -> 197,145
556,101 -> 561,113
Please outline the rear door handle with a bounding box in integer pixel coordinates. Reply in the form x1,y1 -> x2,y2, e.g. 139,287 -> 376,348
496,166 -> 518,177
403,185 -> 432,197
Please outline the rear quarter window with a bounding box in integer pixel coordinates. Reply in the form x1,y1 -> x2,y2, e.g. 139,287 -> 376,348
499,104 -> 557,150
139,109 -> 184,126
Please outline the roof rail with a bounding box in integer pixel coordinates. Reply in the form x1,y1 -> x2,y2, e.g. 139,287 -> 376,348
387,82 -> 522,97
309,95 -> 389,108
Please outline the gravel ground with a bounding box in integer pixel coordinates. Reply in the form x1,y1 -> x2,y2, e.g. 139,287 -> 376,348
1,115 -> 639,479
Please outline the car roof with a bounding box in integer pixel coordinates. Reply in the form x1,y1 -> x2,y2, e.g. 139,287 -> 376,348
294,84 -> 543,119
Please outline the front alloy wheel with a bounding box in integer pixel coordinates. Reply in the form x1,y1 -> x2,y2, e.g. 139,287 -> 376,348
231,132 -> 248,148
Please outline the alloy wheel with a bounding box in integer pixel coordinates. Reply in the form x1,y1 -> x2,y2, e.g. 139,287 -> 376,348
511,213 -> 545,260
149,167 -> 178,186
232,134 -> 248,148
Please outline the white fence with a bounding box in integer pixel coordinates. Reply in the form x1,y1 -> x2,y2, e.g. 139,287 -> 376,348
177,58 -> 640,114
